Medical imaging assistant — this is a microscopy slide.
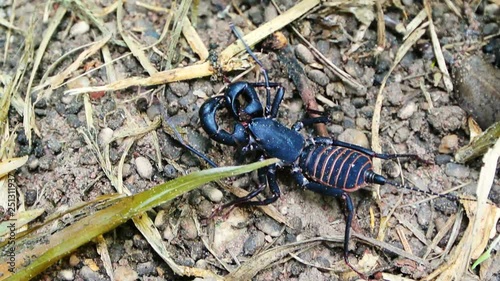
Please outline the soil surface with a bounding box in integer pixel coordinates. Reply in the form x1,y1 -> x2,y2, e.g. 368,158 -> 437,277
2,0 -> 500,281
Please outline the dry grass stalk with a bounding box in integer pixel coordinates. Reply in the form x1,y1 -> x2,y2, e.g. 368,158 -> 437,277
423,0 -> 453,92
66,0 -> 321,96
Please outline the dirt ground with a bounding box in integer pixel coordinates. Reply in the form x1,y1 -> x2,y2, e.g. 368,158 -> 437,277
1,0 -> 500,281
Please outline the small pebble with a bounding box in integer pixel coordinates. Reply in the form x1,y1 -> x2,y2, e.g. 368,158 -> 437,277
69,254 -> 80,267
135,156 -> 153,179
154,210 -> 167,227
98,128 -> 114,146
136,262 -> 155,276
484,4 -> 500,21
61,94 -> 75,105
132,234 -> 149,250
340,99 -> 356,118
114,265 -> 138,281
79,266 -> 101,280
28,157 -> 39,170
163,164 -> 177,179
338,129 -> 369,148
330,111 -> 344,124
435,154 -> 452,165
385,83 -> 403,105
25,189 -> 37,206
243,231 -> 265,256
307,69 -> 329,87
295,44 -> 315,64
383,161 -> 400,178
438,134 -> 459,154
427,106 -> 466,132
179,216 -> 198,240
393,126 -> 410,143
47,137 -> 62,154
70,21 -> 90,37
195,259 -> 208,270
162,225 -> 175,241
255,216 -> 282,237
201,185 -> 223,203
57,269 -> 74,281
445,163 -> 470,179
146,103 -> 162,120
122,163 -> 132,178
398,101 -> 418,120
416,203 -> 431,227
169,82 -> 190,97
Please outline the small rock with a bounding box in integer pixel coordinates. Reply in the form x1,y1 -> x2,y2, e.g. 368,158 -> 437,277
146,103 -> 162,120
264,3 -> 278,22
483,23 -> 499,36
180,216 -> 198,240
435,154 -> 452,165
25,189 -> 37,206
243,231 -> 265,255
162,225 -> 175,241
39,155 -> 54,170
114,265 -> 138,281
79,266 -> 101,281
69,254 -> 80,267
351,97 -> 366,108
122,163 -> 132,178
393,126 -> 410,143
195,259 -> 208,270
484,4 -> 500,21
196,199 -> 213,219
434,197 -> 458,216
154,210 -> 167,227
330,111 -> 344,124
61,94 -> 75,105
66,114 -> 82,128
201,185 -> 223,203
330,124 -> 343,136
383,161 -> 400,178
427,106 -> 466,132
445,163 -> 470,179
169,82 -> 190,97
355,117 -> 370,130
248,6 -> 264,25
57,269 -> 75,280
98,128 -> 114,145
163,164 -> 177,179
416,203 -> 432,227
132,234 -> 149,250
28,156 -> 39,170
340,99 -> 356,118
179,92 -> 197,109
47,137 -> 62,154
342,117 -> 356,128
70,21 -> 90,37
255,216 -> 282,237
398,101 -> 418,120
295,44 -> 315,64
438,135 -> 459,154
168,113 -> 190,127
136,262 -> 155,276
135,156 -> 153,179
385,83 -> 403,105
307,69 -> 329,87
338,129 -> 369,148
344,59 -> 363,78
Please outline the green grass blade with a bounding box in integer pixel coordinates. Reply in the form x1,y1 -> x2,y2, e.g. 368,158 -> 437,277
1,159 -> 277,281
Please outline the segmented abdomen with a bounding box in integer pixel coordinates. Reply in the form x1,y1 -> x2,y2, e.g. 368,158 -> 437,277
299,144 -> 373,191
